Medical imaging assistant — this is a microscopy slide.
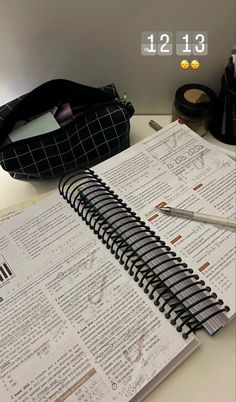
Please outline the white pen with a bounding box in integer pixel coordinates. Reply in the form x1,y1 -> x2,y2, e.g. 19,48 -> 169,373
158,206 -> 236,229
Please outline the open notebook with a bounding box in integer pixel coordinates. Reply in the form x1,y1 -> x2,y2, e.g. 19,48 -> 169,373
0,122 -> 235,402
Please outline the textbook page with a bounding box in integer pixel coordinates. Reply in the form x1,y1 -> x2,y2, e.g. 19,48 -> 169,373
94,122 -> 236,318
0,191 -> 55,223
0,192 -> 199,402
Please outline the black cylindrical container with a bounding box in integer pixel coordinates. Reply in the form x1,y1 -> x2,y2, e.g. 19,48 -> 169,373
209,75 -> 236,145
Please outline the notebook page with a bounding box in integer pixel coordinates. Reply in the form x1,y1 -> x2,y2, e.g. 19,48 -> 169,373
0,192 -> 199,402
94,122 -> 236,318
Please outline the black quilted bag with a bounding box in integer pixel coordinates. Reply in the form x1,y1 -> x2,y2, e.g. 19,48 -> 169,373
0,79 -> 134,179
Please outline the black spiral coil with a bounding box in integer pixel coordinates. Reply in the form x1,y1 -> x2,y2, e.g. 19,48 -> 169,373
59,169 -> 230,338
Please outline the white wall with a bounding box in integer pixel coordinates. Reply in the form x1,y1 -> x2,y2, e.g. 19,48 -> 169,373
0,0 -> 235,113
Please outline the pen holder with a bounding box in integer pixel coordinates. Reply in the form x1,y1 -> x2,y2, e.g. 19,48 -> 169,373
209,75 -> 236,145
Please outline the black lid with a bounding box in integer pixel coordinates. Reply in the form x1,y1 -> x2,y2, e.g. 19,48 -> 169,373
174,84 -> 217,119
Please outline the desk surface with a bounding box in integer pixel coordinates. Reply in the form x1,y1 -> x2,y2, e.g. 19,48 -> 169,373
0,116 -> 235,402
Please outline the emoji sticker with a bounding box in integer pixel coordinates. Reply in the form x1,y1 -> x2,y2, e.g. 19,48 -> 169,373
191,60 -> 200,69
180,60 -> 190,69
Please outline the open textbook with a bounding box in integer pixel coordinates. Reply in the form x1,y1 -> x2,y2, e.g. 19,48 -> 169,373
0,122 -> 235,402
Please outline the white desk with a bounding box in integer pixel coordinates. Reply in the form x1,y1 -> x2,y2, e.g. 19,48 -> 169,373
0,116 -> 235,402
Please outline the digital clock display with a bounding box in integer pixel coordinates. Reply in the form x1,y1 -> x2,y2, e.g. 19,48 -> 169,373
141,31 -> 208,56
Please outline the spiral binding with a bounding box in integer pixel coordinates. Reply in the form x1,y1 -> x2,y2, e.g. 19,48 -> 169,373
59,169 -> 230,338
